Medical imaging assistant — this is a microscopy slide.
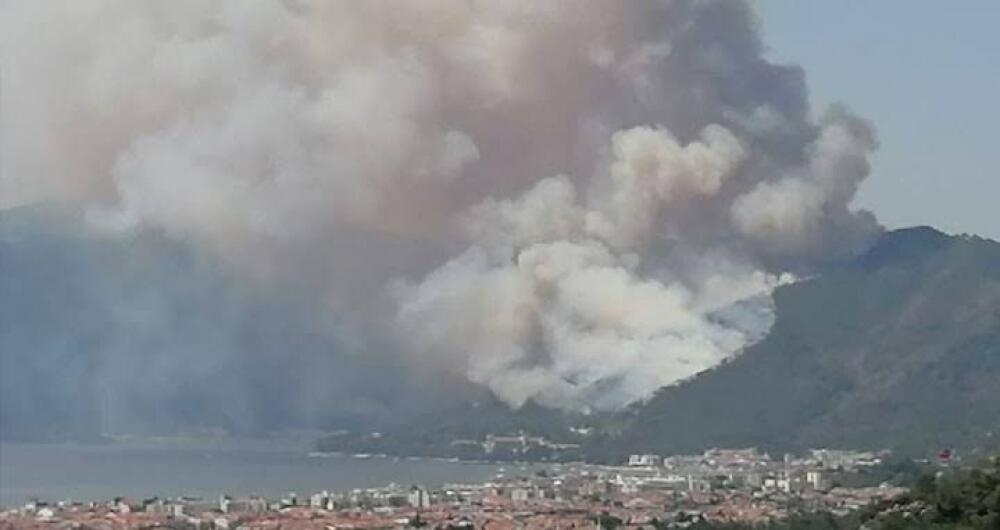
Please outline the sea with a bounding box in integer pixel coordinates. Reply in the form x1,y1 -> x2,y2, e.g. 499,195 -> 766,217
0,439 -> 511,508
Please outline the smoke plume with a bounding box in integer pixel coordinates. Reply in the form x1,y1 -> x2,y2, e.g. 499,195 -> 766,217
1,0 -> 881,428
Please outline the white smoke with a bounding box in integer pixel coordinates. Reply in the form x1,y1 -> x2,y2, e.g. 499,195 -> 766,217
395,133 -> 794,410
1,0 -> 880,412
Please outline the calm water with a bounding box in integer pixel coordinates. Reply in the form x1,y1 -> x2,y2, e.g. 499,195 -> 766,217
0,441 -> 507,508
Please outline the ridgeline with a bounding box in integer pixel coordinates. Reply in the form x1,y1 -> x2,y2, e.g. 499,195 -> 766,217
320,227 -> 1000,461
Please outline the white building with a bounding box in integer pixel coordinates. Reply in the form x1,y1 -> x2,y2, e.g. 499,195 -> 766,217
407,487 -> 430,508
807,470 -> 830,491
310,491 -> 330,509
628,454 -> 662,467
510,487 -> 531,503
35,507 -> 56,521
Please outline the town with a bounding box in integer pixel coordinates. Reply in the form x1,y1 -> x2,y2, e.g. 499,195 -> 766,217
1,448 -> 914,529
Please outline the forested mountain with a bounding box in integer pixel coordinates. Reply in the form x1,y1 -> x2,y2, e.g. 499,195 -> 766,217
611,227 -> 1000,457
6,208 -> 998,456
321,227 -> 1000,460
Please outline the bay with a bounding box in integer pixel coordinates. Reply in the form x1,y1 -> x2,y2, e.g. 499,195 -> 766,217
0,440 -> 507,508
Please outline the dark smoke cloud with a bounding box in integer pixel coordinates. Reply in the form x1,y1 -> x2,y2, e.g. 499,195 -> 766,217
1,0 -> 880,437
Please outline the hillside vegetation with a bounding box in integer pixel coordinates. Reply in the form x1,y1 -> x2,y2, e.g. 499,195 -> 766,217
612,227 -> 1000,457
321,228 -> 1000,461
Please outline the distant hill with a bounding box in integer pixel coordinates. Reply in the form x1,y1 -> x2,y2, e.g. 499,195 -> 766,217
0,205 -> 447,442
610,226 -> 1000,458
7,207 -> 998,454
321,227 -> 1000,461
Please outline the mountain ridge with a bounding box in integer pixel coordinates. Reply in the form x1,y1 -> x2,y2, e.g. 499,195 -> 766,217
318,226 -> 1000,460
610,225 -> 1000,457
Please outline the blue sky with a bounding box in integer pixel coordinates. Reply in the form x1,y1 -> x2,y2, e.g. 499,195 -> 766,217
757,0 -> 1000,239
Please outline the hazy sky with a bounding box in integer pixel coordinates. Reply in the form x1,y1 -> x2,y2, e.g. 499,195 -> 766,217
758,0 -> 1000,240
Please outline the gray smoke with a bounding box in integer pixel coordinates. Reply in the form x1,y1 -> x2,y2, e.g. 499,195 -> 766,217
1,0 -> 880,427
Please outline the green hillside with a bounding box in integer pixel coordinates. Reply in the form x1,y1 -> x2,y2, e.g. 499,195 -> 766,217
320,227 -> 1000,461
612,227 -> 1000,457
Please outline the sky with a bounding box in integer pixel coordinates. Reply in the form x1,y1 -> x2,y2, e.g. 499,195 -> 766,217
757,0 -> 1000,240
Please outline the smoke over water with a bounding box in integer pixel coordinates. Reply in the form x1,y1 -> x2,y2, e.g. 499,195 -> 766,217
1,1 -> 880,427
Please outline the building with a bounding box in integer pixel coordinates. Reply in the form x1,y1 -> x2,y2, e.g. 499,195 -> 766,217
510,487 -> 531,503
807,471 -> 829,491
310,490 -> 331,509
628,454 -> 662,467
407,487 -> 430,508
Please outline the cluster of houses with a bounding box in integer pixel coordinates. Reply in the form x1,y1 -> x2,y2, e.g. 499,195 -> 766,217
3,448 -> 903,529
